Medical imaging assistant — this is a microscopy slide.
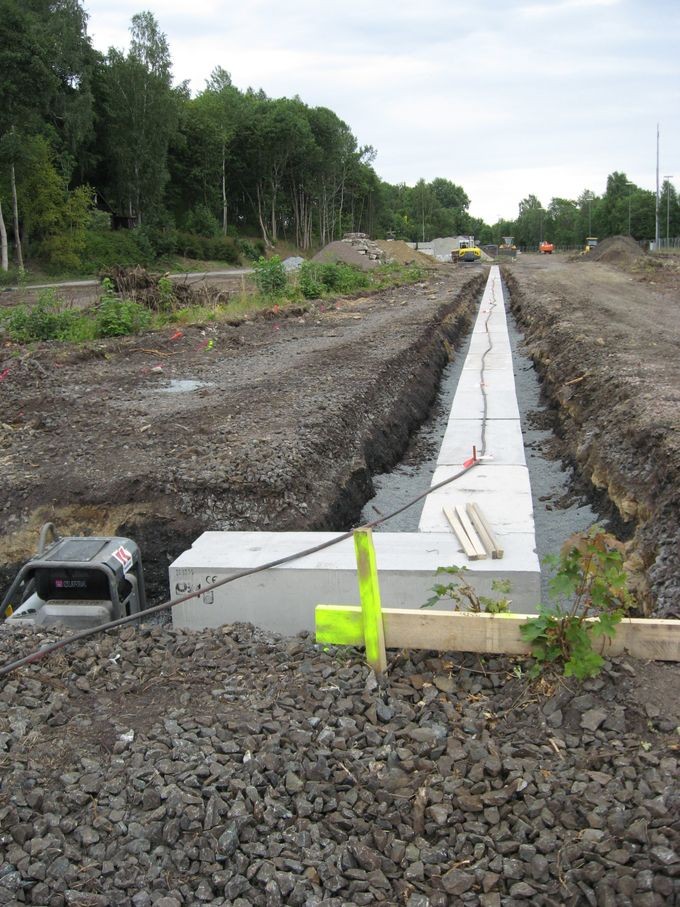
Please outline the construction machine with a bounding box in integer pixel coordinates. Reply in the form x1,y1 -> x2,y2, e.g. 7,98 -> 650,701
584,237 -> 598,253
1,524 -> 147,629
498,236 -> 517,258
453,239 -> 482,263
539,241 -> 554,254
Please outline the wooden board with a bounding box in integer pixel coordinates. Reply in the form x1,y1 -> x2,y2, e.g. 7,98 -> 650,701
466,502 -> 504,559
443,506 -> 486,560
316,605 -> 680,662
455,504 -> 488,559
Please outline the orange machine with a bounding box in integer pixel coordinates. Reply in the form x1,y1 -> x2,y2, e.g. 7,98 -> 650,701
539,241 -> 554,254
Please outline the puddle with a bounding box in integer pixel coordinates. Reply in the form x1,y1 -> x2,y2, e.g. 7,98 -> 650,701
160,379 -> 211,394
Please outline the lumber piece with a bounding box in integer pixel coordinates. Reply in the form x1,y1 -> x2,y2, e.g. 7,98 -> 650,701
454,504 -> 487,559
466,502 -> 504,559
443,506 -> 485,560
315,605 -> 680,662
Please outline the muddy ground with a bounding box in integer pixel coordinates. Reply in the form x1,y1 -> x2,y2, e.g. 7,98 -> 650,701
0,267 -> 482,603
1,249 -> 679,906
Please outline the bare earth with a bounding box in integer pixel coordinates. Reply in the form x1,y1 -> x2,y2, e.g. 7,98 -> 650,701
0,248 -> 679,907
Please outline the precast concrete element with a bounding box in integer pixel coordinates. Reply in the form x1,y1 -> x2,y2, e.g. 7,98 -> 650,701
170,530 -> 541,634
170,266 -> 541,633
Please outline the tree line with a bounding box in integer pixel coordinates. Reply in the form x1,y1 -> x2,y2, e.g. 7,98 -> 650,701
1,1 -> 677,276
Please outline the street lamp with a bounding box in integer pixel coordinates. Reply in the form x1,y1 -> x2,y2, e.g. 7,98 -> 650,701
664,176 -> 673,244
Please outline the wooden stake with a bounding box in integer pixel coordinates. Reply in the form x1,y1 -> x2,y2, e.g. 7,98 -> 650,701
353,528 -> 387,674
443,506 -> 483,560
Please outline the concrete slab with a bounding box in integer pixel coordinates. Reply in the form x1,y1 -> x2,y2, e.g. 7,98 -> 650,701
419,465 -> 537,535
436,419 -> 527,467
447,369 -> 521,422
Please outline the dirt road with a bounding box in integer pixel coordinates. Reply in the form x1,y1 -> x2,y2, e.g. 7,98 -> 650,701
1,247 -> 679,616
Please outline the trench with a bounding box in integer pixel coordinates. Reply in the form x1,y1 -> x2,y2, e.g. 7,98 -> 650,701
360,284 -> 603,601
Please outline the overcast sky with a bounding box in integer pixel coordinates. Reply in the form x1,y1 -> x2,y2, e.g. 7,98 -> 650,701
82,0 -> 679,224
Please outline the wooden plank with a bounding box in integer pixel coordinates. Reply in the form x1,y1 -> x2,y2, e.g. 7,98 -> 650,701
466,502 -> 504,559
443,506 -> 484,560
353,529 -> 387,674
454,504 -> 487,559
315,605 -> 680,662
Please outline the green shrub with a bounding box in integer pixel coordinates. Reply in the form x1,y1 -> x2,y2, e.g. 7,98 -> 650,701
253,256 -> 287,296
2,290 -> 78,341
298,262 -> 325,299
298,261 -> 370,298
94,296 -> 151,337
35,235 -> 83,275
520,527 -> 633,679
238,238 -> 265,261
142,226 -> 181,259
82,228 -> 153,272
205,235 -> 240,264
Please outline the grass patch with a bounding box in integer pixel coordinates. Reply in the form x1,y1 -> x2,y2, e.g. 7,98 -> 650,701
0,261 -> 426,347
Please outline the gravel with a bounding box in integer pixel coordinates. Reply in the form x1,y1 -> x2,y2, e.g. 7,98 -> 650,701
1,621 -> 678,906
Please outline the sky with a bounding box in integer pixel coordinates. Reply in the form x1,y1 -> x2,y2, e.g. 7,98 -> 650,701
81,0 -> 680,224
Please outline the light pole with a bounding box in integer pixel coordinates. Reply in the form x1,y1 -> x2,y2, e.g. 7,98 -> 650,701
664,176 -> 673,244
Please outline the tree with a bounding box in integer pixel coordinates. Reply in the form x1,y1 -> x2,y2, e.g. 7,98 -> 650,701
515,194 -> 544,248
546,197 -> 580,248
99,12 -> 179,224
0,0 -> 57,268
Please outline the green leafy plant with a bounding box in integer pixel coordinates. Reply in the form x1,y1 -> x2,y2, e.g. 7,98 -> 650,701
520,526 -> 633,680
253,255 -> 287,296
157,276 -> 175,312
93,279 -> 151,337
422,565 -> 512,614
2,290 -> 78,342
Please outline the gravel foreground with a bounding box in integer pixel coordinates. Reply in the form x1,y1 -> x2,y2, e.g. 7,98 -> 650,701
1,622 -> 678,906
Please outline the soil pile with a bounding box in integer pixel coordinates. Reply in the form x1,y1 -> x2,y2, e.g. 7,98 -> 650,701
0,622 -> 677,906
374,240 -> 440,268
589,235 -> 646,267
505,257 -> 680,616
312,235 -> 385,270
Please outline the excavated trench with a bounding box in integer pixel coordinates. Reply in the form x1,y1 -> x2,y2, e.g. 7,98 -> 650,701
359,282 -> 607,601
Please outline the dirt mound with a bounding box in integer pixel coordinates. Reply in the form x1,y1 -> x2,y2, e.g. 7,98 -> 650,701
374,240 -> 440,268
589,234 -> 646,266
312,235 -> 386,270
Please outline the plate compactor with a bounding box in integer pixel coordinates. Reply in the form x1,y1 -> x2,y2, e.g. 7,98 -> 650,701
1,524 -> 147,630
